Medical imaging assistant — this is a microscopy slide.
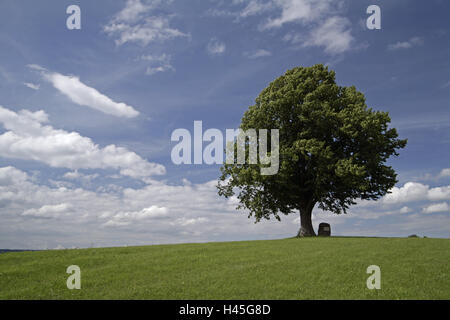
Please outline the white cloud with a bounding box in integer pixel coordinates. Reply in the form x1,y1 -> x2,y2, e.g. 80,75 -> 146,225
146,66 -> 173,75
244,49 -> 272,59
22,203 -> 72,219
303,16 -> 353,54
139,54 -> 175,75
422,202 -> 449,214
0,165 -> 297,248
27,64 -> 47,72
388,37 -> 424,50
0,166 -> 28,186
232,0 -> 353,55
240,0 -> 274,18
427,186 -> 450,201
207,38 -> 226,55
63,171 -> 82,180
36,68 -> 139,118
63,171 -> 99,185
1,165 -> 449,249
399,206 -> 412,214
383,182 -> 430,204
104,0 -> 188,46
103,206 -> 169,227
139,53 -> 171,62
439,168 -> 450,178
174,217 -> 208,226
104,17 -> 187,46
24,82 -> 40,90
382,182 -> 450,204
205,8 -> 237,18
114,0 -> 152,23
261,0 -> 334,29
0,106 -> 165,179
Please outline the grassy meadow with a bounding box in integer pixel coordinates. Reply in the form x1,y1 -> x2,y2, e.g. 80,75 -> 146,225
0,237 -> 448,300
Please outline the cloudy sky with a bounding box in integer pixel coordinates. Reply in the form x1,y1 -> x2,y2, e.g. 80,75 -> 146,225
0,0 -> 449,249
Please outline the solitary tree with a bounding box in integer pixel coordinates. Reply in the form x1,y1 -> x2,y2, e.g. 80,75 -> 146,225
217,64 -> 407,237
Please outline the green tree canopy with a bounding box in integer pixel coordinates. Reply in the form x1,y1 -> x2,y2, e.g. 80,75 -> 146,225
218,64 -> 407,236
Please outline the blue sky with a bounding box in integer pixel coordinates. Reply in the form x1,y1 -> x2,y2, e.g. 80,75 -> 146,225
0,0 -> 449,249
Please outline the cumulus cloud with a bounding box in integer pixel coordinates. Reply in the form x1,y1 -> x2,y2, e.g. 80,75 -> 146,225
0,106 -> 165,179
207,38 -> 226,55
399,206 -> 412,214
103,206 -> 169,227
388,37 -> 424,51
0,166 -> 297,249
173,217 -> 208,227
0,166 -> 28,186
63,171 -> 100,187
103,0 -> 188,46
63,171 -> 82,180
22,203 -> 72,219
1,165 -> 449,249
439,168 -> 450,178
30,66 -> 140,118
382,182 -> 450,204
422,202 -> 449,214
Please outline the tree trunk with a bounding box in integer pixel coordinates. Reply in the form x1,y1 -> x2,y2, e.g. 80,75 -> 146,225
297,204 -> 316,237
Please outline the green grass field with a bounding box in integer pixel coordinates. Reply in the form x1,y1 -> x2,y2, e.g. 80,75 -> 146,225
0,237 -> 448,300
